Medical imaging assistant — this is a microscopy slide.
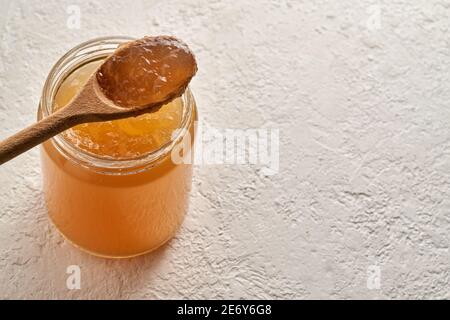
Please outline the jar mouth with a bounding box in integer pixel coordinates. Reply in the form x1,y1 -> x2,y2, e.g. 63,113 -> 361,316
40,36 -> 194,174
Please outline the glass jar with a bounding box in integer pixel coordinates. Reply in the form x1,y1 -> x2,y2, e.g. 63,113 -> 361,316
38,37 -> 197,258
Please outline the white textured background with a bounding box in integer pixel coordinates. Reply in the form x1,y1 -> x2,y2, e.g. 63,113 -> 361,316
0,0 -> 449,299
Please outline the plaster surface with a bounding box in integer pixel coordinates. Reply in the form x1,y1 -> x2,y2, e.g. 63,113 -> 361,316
0,0 -> 449,299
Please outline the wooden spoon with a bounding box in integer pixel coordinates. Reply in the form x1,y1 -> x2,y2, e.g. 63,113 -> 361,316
0,36 -> 197,165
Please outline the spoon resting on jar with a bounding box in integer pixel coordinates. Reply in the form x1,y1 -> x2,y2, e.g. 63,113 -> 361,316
0,35 -> 197,165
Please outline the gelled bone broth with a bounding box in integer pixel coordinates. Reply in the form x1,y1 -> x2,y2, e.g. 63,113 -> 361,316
96,36 -> 197,107
40,48 -> 196,258
54,59 -> 184,158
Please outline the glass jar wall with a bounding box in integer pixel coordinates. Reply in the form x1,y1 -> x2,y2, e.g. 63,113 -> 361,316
38,37 -> 197,258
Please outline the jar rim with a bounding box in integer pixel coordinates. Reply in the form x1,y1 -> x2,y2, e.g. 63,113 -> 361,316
40,36 -> 195,174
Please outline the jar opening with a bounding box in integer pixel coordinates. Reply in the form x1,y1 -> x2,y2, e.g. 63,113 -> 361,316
40,36 -> 194,174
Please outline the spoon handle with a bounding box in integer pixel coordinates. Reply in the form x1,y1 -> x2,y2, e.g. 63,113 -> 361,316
0,107 -> 78,165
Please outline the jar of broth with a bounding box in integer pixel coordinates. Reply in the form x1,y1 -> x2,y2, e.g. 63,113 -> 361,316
38,37 -> 197,258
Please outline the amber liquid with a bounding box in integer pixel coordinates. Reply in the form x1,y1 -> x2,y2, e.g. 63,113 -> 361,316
40,60 -> 196,258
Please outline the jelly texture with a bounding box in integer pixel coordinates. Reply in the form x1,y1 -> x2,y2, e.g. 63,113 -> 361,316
55,60 -> 184,159
96,36 -> 197,108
